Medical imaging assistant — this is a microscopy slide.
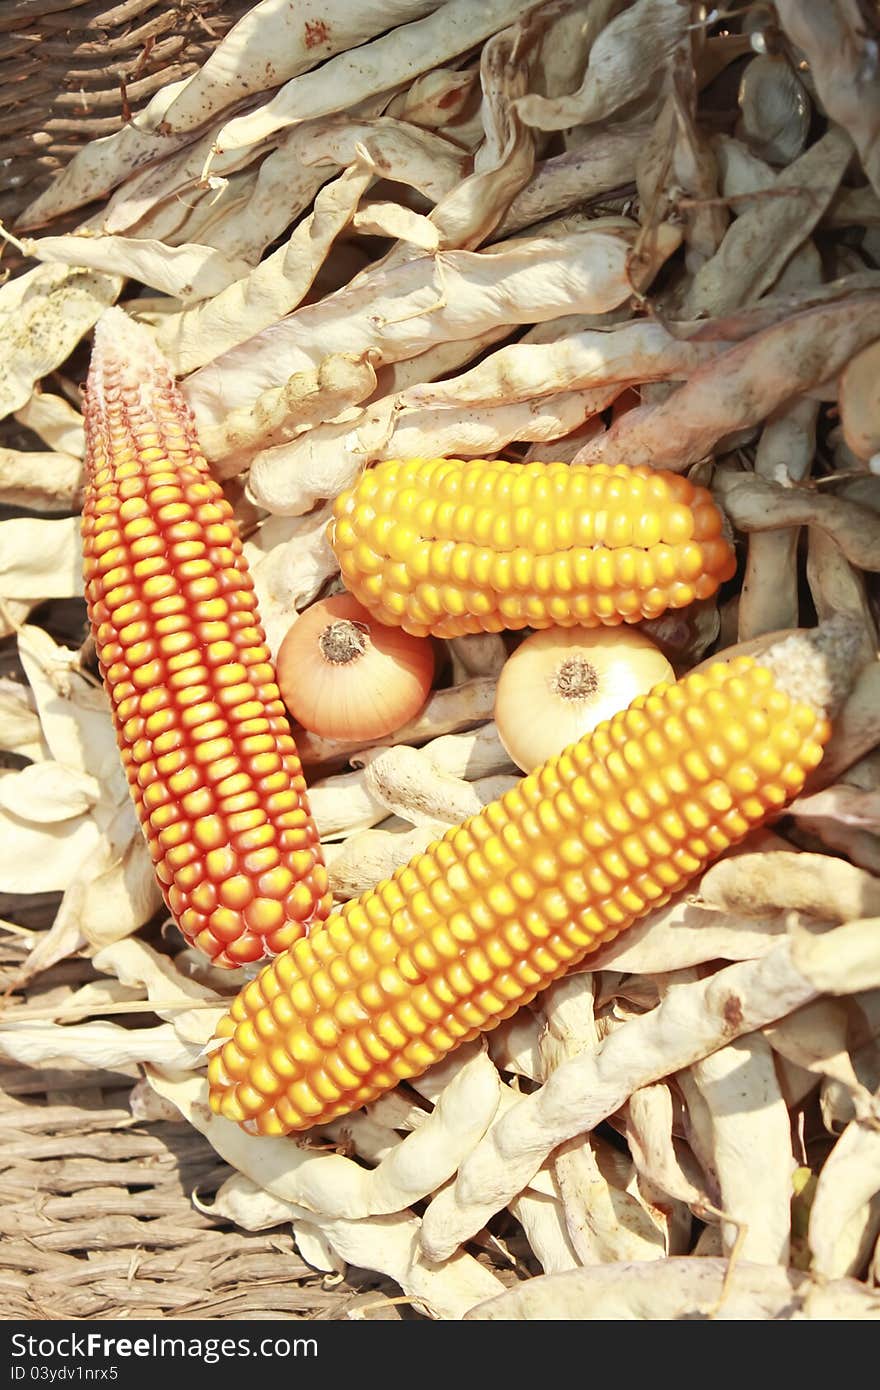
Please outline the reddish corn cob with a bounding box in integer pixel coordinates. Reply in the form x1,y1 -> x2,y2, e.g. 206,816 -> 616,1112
82,308 -> 331,967
208,640 -> 832,1134
329,457 -> 736,638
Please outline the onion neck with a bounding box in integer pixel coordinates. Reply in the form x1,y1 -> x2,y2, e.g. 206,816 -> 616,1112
319,619 -> 367,665
552,656 -> 600,702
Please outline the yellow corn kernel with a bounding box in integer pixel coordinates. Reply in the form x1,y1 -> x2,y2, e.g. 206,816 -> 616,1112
82,309 -> 331,968
209,654 -> 829,1133
330,458 -> 736,637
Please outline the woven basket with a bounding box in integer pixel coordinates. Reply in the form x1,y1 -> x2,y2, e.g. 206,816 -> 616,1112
0,0 -> 253,227
0,930 -> 411,1319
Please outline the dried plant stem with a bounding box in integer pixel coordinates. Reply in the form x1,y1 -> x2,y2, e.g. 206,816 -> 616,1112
0,998 -> 223,1024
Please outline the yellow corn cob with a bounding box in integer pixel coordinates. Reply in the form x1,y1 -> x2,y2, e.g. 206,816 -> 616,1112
208,647 -> 829,1133
329,457 -> 736,638
82,308 -> 331,967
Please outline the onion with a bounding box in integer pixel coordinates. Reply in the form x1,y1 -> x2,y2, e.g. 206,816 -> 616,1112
276,593 -> 435,741
494,626 -> 675,772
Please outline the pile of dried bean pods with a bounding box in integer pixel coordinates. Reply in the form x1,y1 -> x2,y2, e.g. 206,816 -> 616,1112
1,0 -> 879,1321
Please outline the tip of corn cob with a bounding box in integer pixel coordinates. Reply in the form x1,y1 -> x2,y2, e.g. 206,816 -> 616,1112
760,615 -> 865,720
90,306 -> 169,393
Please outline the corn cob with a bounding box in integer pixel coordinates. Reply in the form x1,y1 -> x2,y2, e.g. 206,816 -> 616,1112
208,634 -> 834,1134
329,457 -> 736,638
82,308 -> 331,967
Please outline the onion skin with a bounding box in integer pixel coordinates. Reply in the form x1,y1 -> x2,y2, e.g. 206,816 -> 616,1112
495,626 -> 674,772
276,593 -> 435,742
